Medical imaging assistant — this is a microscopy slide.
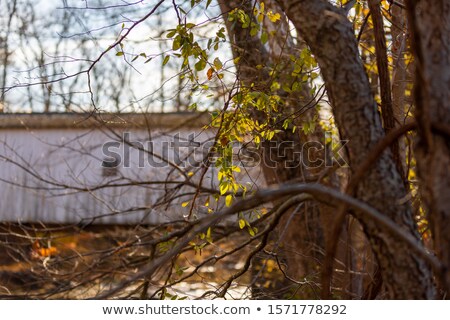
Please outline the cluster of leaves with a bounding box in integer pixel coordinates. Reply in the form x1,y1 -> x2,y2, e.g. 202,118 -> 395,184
228,2 -> 281,44
165,23 -> 227,83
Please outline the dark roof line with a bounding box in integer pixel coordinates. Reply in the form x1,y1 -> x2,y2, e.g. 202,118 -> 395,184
0,112 -> 211,130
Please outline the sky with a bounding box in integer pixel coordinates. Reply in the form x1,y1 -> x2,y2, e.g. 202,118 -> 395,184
1,0 -> 233,113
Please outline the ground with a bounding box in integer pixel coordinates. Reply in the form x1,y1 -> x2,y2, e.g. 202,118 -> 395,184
0,223 -> 252,299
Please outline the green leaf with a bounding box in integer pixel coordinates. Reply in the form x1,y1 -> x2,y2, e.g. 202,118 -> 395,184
172,37 -> 181,51
213,57 -> 223,70
166,30 -> 177,38
188,103 -> 198,110
115,52 -> 124,56
206,0 -> 212,9
162,55 -> 170,66
194,59 -> 206,71
270,81 -> 280,91
261,31 -> 268,45
241,12 -> 251,28
217,27 -> 225,39
355,2 -> 362,15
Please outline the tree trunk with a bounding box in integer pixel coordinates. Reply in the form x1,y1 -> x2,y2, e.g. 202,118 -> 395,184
277,0 -> 435,298
368,0 -> 402,178
406,0 -> 450,295
391,1 -> 408,178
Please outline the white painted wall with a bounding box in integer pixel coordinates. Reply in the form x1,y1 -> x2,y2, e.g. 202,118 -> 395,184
0,124 -> 264,224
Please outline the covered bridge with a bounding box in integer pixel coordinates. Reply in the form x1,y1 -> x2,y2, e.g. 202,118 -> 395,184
0,113 -> 263,224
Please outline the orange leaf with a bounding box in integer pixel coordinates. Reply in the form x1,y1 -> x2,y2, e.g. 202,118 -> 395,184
220,136 -> 229,146
38,247 -> 58,257
207,67 -> 214,80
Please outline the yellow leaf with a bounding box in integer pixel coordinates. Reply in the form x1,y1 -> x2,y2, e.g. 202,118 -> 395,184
257,12 -> 264,23
239,219 -> 246,229
181,201 -> 189,207
187,172 -> 194,177
220,183 -> 229,195
225,194 -> 233,207
267,11 -> 281,22
206,227 -> 213,243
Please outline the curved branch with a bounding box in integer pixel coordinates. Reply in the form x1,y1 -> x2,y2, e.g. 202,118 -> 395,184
93,182 -> 440,299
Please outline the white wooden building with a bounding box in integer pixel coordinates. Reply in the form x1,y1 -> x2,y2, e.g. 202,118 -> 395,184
0,113 -> 264,224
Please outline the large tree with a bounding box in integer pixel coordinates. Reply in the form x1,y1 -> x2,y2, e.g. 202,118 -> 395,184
407,0 -> 450,294
215,0 -> 437,298
274,0 -> 435,299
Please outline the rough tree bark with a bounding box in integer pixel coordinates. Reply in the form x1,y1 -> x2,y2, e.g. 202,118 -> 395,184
406,0 -> 450,295
391,1 -> 408,178
277,0 -> 435,298
368,0 -> 402,178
